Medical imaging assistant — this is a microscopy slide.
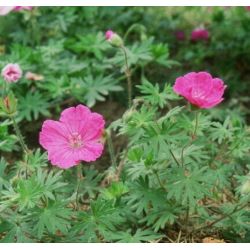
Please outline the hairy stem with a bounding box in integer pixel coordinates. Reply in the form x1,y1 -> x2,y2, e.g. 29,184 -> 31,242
11,116 -> 29,154
75,165 -> 83,210
107,130 -> 117,168
192,111 -> 199,139
121,46 -> 132,108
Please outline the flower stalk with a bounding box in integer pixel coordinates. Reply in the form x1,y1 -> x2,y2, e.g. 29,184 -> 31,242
121,45 -> 132,108
11,115 -> 29,154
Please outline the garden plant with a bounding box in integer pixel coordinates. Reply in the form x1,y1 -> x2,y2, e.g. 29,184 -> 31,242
0,6 -> 250,243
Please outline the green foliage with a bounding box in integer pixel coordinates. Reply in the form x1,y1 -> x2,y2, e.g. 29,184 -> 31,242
0,120 -> 18,152
106,229 -> 163,243
0,6 -> 250,243
137,78 -> 179,108
34,201 -> 72,239
71,74 -> 123,107
18,91 -> 50,121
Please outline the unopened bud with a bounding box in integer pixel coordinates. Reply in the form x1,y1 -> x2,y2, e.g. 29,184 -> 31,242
0,91 -> 17,116
105,30 -> 123,48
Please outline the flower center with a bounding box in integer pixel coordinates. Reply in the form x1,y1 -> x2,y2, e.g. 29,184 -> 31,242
69,132 -> 83,149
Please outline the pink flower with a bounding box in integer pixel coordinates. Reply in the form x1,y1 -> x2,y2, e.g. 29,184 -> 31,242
1,63 -> 22,83
0,6 -> 15,15
245,6 -> 250,11
105,30 -> 115,40
191,28 -> 209,41
13,6 -> 33,11
173,72 -> 227,109
39,105 -> 105,169
174,30 -> 186,41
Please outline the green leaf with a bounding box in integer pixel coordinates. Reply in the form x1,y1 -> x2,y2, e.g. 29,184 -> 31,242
137,78 -> 171,108
102,182 -> 129,200
18,91 -> 50,121
0,157 -> 8,190
34,201 -> 72,239
106,229 -> 163,243
71,74 -> 123,107
126,177 -> 166,214
166,166 -> 212,210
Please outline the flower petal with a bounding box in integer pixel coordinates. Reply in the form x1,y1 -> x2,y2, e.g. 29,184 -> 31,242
73,142 -> 104,162
39,120 -> 69,150
48,147 -> 78,169
59,104 -> 91,134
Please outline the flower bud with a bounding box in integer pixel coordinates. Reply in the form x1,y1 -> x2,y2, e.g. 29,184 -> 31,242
105,30 -> 123,48
1,63 -> 22,83
0,92 -> 17,116
191,27 -> 209,42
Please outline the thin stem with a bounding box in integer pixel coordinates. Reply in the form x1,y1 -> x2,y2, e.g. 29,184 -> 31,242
154,120 -> 180,167
121,46 -> 132,108
154,170 -> 167,191
192,202 -> 249,234
169,148 -> 181,167
123,23 -> 145,43
192,111 -> 199,139
165,140 -> 181,167
181,111 -> 200,167
184,204 -> 190,235
11,116 -> 29,154
107,129 -> 117,168
75,165 -> 82,210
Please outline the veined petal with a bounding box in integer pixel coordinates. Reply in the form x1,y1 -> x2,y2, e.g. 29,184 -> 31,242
39,120 -> 69,150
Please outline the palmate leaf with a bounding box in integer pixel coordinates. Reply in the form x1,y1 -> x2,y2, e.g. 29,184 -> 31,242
140,203 -> 181,232
137,78 -> 176,109
79,168 -> 103,198
33,201 -> 72,239
65,32 -> 110,59
101,181 -> 129,200
1,178 -> 43,211
39,76 -> 71,98
150,43 -> 179,67
74,198 -> 124,241
71,74 -> 123,107
119,105 -> 157,145
0,169 -> 66,210
0,219 -> 33,243
209,116 -> 237,144
228,128 -> 250,159
106,228 -> 163,243
166,166 -> 212,210
125,177 -> 166,215
106,38 -> 153,71
17,91 -> 50,121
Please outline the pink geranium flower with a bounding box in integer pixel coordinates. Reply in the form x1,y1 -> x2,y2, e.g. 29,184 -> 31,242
39,105 -> 105,169
13,6 -> 33,11
1,63 -> 22,83
174,30 -> 186,41
246,6 -> 250,11
173,72 -> 227,109
0,6 -> 15,15
191,28 -> 209,41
